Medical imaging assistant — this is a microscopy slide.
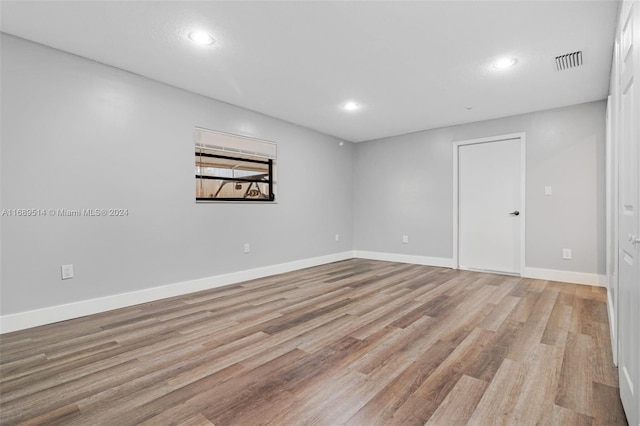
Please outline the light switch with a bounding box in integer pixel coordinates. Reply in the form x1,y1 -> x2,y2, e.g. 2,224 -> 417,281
544,186 -> 552,196
61,264 -> 74,280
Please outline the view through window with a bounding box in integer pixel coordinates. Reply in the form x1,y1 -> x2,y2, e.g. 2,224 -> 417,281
195,128 -> 277,202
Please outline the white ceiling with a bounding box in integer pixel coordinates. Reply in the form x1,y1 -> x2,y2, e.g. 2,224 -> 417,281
0,1 -> 619,142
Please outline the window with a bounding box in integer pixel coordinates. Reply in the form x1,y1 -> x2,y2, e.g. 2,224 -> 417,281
195,128 -> 276,202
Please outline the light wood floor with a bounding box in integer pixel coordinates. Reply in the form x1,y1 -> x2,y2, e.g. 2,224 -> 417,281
0,259 -> 628,425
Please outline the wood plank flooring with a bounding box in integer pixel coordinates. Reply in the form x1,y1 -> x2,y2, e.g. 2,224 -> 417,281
0,259 -> 628,425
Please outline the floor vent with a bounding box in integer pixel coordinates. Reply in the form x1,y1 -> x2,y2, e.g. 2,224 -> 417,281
555,51 -> 583,71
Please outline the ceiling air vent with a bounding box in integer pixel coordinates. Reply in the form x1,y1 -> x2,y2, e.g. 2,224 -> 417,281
555,51 -> 583,71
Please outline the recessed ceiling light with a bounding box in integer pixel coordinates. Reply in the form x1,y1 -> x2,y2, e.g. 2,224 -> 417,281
342,101 -> 360,111
188,31 -> 215,46
493,57 -> 518,69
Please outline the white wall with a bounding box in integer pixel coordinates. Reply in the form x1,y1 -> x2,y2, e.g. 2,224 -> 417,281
0,34 -> 354,316
353,101 -> 606,277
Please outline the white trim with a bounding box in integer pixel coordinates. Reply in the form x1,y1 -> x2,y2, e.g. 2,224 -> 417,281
1,250 -> 607,334
452,132 -> 527,275
0,251 -> 353,334
522,267 -> 605,287
353,250 -> 454,268
605,93 -> 619,365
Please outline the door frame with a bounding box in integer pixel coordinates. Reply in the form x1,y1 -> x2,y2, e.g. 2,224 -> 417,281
453,132 -> 527,274
605,94 -> 619,365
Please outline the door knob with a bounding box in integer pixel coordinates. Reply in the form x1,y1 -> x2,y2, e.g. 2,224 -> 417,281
509,211 -> 520,216
629,234 -> 640,245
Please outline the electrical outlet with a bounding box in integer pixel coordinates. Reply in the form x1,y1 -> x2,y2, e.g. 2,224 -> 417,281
244,243 -> 250,254
402,235 -> 409,244
61,264 -> 74,280
335,234 -> 340,242
562,248 -> 572,260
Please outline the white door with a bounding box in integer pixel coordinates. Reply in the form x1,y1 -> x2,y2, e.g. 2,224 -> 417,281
456,136 -> 523,275
618,1 -> 640,424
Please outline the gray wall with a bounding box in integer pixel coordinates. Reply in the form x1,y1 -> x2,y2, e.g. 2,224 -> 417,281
1,33 -> 607,317
0,35 -> 354,315
353,101 -> 606,274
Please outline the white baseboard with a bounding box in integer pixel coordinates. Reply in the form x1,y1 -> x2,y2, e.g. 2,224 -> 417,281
353,250 -> 454,268
0,252 -> 606,334
0,251 -> 354,334
522,267 -> 605,287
